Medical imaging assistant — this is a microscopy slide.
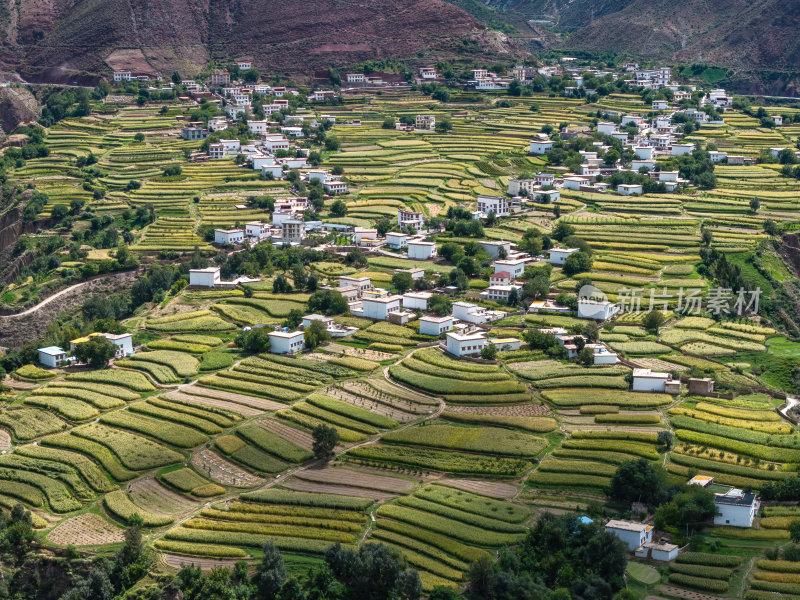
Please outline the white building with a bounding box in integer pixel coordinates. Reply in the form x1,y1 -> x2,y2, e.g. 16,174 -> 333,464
415,114 -> 436,131
385,232 -> 409,249
214,228 -> 244,245
401,292 -> 432,311
671,143 -> 695,156
708,150 -> 728,163
245,221 -> 270,241
189,267 -> 222,287
105,333 -> 134,357
37,346 -> 68,368
480,285 -> 522,303
445,331 -> 486,357
268,330 -> 306,354
452,302 -> 488,324
354,228 -> 378,245
586,343 -> 618,365
618,184 -> 643,195
632,159 -> 655,172
479,241 -> 513,259
547,247 -> 579,265
714,489 -> 759,528
361,295 -> 405,321
489,338 -> 521,352
407,241 -> 437,260
578,299 -> 620,321
529,137 -> 554,155
535,190 -> 560,203
632,368 -> 670,392
636,542 -> 679,562
419,315 -> 453,336
562,176 -> 589,191
507,178 -> 536,196
398,210 -> 424,230
493,258 -> 527,278
605,520 -> 653,551
633,146 -> 653,160
281,220 -> 305,245
338,276 -> 372,295
597,122 -> 618,135
477,195 -> 510,217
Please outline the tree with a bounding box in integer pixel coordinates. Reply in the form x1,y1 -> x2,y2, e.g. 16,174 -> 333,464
235,329 -> 271,353
701,228 -> 713,245
481,343 -> 498,360
643,310 -> 666,333
577,346 -> 594,366
609,459 -> 667,506
523,329 -> 557,350
657,430 -> 673,449
304,320 -> 331,349
507,287 -> 519,306
750,197 -> 761,213
74,336 -> 116,368
562,251 -> 593,276
273,274 -> 293,293
285,309 -> 303,328
551,222 -> 575,241
330,200 -> 347,217
312,424 -> 339,461
396,569 -> 422,600
344,248 -> 367,268
253,542 -> 286,600
171,71 -> 181,85
382,117 -> 396,129
429,294 -> 452,316
392,271 -> 413,294
790,521 -> 800,544
435,118 -> 452,133
764,219 -> 779,236
307,290 -> 348,316
324,136 -> 340,151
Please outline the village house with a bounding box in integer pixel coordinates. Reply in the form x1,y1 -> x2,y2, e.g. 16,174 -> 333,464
479,241 -> 513,259
215,228 -> 245,245
632,368 -> 680,394
323,178 -> 347,195
547,247 -> 579,265
385,232 -> 409,249
338,276 -> 372,296
562,176 -> 590,191
360,295 -> 409,322
419,67 -> 437,80
181,126 -> 208,140
529,135 -> 554,155
480,284 -> 522,303
534,190 -> 560,203
618,183 -> 643,195
69,332 -> 133,358
577,299 -> 620,321
605,520 -> 653,551
189,266 -> 222,287
211,70 -> 231,86
635,542 -> 679,562
597,122 -> 618,135
402,292 -> 432,311
398,209 -> 425,230
37,346 -> 69,368
415,114 -> 436,131
452,302 -> 493,324
245,221 -> 270,242
477,195 -> 510,217
708,150 -> 728,163
489,338 -> 521,352
507,178 -> 536,196
419,315 -> 454,336
113,71 -> 132,82
345,73 -> 365,83
493,258 -> 527,279
407,240 -> 437,260
714,489 -> 759,527
490,271 -> 512,286
281,220 -> 305,245
395,267 -> 425,280
534,173 -> 556,186
671,143 -> 695,156
311,90 -> 337,102
688,378 -> 715,395
268,330 -> 305,354
528,300 -> 571,314
353,228 -> 378,245
445,331 -> 486,357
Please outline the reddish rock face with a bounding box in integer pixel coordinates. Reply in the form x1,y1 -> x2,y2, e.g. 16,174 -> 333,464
0,0 -> 479,81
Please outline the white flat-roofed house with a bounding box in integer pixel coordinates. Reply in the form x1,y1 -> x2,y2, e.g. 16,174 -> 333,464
419,67 -> 437,79
323,179 -> 347,195
489,338 -> 521,352
37,346 -> 68,368
181,126 -> 208,140
215,228 -> 244,245
597,121 -> 618,135
562,176 -> 589,191
104,333 -> 134,357
657,171 -> 679,183
633,146 -> 654,160
479,241 -> 513,259
586,343 -> 618,365
605,520 -> 653,551
547,247 -> 579,265
652,100 -> 669,110
237,60 -> 252,70
307,171 -> 327,184
247,120 -> 269,134
419,315 -> 454,336
773,115 -> 783,126
415,114 -> 436,131
529,136 -> 554,155
632,159 -> 655,172
189,266 -> 222,287
708,150 -> 728,163
445,331 -> 486,357
398,209 -> 424,230
452,301 -> 488,324
345,73 -> 365,83
220,139 -> 241,154
407,241 -> 437,260
477,195 -> 510,217
268,330 -> 305,354
262,136 -> 290,152
528,300 -> 571,314
354,228 -> 378,246
714,489 -> 759,528
535,189 -> 560,203
402,292 -> 432,311
245,221 -> 270,241
113,71 -> 132,82
507,178 -> 536,196
361,295 -> 404,321
385,232 -> 409,249
338,276 -> 372,296
302,314 -> 334,329
578,299 -> 620,321
281,220 -> 305,245
618,184 -> 643,195
480,284 -> 522,303
637,542 -> 679,562
671,143 -> 695,156
492,258 -> 527,279
251,155 -> 277,170
632,368 -> 670,392
534,173 -> 556,186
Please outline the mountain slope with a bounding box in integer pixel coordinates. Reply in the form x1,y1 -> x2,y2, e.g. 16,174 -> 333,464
0,0 -> 481,81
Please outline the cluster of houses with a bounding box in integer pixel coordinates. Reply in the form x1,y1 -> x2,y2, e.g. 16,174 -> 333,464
37,332 -> 135,367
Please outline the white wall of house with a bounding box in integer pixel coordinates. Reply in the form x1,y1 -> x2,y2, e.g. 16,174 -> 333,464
419,316 -> 453,336
268,331 -> 305,354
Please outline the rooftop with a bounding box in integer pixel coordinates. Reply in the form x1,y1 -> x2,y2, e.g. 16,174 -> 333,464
605,520 -> 652,533
715,489 -> 758,506
38,346 -> 65,355
446,331 -> 486,342
268,330 -> 304,339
